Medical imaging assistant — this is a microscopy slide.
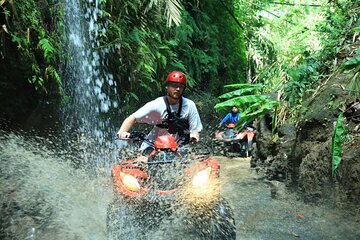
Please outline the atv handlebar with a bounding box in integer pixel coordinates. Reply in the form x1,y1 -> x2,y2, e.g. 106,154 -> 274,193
125,131 -> 198,145
128,131 -> 147,141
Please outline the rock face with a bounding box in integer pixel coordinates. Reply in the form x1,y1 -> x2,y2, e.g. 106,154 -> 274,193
252,73 -> 360,209
336,133 -> 360,208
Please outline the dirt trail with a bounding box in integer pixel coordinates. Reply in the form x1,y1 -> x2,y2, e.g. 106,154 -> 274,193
217,156 -> 360,240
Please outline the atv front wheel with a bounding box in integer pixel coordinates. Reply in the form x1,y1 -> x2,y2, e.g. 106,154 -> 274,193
240,141 -> 249,157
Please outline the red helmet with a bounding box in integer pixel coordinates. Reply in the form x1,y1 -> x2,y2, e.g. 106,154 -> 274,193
166,71 -> 186,86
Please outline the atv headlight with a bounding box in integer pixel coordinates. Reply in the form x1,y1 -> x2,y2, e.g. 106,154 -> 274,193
120,172 -> 141,192
192,167 -> 211,187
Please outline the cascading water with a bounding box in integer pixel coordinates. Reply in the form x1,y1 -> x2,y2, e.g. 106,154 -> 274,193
62,0 -> 116,136
61,0 -> 120,173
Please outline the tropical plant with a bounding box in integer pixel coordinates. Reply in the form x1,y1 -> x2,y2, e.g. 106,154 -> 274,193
147,0 -> 183,27
232,0 -> 360,129
214,83 -> 279,129
102,0 -> 247,114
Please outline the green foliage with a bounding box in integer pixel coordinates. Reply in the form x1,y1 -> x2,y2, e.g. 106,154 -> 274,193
215,83 -> 279,128
2,0 -> 63,95
234,0 -> 360,128
343,53 -> 360,70
343,49 -> 360,99
30,64 -> 44,91
173,10 -> 222,91
283,58 -> 320,105
103,0 -> 247,108
39,38 -> 56,62
331,113 -> 345,176
235,0 -> 327,124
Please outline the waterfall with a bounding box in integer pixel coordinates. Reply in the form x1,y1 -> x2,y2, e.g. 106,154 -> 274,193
61,0 -> 117,139
60,0 -> 120,173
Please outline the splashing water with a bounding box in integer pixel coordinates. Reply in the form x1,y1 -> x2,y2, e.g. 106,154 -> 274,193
0,132 -> 113,240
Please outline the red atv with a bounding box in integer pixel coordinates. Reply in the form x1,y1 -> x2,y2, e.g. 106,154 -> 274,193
214,123 -> 256,157
107,132 -> 236,240
237,125 -> 256,157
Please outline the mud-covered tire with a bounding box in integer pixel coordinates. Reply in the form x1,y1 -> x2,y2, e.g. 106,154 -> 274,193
106,199 -> 145,240
240,141 -> 249,157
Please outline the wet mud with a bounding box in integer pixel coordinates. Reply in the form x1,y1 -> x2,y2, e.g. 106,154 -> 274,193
218,156 -> 360,240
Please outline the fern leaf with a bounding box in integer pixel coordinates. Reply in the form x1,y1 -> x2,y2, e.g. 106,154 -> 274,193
165,0 -> 182,27
39,38 -> 55,62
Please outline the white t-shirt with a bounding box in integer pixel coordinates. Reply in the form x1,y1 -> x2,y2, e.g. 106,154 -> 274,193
132,96 -> 203,150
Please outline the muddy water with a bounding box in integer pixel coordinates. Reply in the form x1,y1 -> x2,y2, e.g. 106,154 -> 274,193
218,156 -> 360,240
1,132 -> 359,240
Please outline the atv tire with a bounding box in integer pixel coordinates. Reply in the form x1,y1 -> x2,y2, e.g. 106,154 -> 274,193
240,141 -> 253,158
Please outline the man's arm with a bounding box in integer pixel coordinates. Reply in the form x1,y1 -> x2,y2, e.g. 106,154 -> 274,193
188,101 -> 203,142
219,113 -> 230,127
117,115 -> 136,139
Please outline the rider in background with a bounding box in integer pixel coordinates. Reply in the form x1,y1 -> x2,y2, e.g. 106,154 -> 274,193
215,106 -> 240,141
218,106 -> 240,128
117,70 -> 203,155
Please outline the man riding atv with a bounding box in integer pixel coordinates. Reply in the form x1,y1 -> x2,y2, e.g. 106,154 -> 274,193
111,72 -> 236,239
218,106 -> 240,128
214,105 -> 256,157
117,70 -> 203,156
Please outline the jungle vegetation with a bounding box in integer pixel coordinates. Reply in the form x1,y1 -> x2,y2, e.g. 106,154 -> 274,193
0,0 -> 359,129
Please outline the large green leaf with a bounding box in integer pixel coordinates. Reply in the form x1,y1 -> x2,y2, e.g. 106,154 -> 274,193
223,83 -> 264,90
343,54 -> 360,70
214,95 -> 268,110
218,87 -> 262,99
239,100 -> 279,127
332,113 -> 345,176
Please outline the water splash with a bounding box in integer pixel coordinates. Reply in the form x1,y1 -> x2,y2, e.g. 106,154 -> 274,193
0,131 -> 112,239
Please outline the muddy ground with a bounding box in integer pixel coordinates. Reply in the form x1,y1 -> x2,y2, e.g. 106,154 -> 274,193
218,156 -> 360,239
